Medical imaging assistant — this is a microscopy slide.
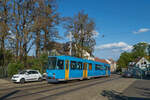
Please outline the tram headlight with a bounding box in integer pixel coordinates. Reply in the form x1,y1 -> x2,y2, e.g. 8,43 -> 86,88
53,73 -> 55,79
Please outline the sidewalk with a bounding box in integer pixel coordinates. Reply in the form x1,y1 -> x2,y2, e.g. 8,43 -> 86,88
123,79 -> 150,100
0,78 -> 11,84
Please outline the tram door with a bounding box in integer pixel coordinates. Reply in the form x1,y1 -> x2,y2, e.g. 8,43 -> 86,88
65,60 -> 69,80
83,63 -> 88,78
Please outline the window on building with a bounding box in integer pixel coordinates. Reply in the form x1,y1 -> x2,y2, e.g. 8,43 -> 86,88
89,63 -> 92,70
57,59 -> 64,69
141,63 -> 143,65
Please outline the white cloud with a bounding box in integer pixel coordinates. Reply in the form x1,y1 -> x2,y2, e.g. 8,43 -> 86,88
95,42 -> 133,52
133,28 -> 150,34
94,42 -> 133,60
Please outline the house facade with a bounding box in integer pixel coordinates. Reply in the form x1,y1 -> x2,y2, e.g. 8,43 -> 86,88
135,57 -> 150,70
106,59 -> 117,72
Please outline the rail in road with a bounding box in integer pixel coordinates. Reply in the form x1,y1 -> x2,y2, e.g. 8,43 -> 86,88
0,74 -> 121,100
0,81 -> 48,91
0,74 -> 117,91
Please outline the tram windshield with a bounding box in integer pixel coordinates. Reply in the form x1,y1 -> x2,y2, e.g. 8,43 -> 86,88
48,57 -> 64,70
48,57 -> 57,69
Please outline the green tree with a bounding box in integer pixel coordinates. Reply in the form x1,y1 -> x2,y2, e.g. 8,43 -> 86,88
146,44 -> 150,56
0,49 -> 15,77
7,61 -> 24,77
132,42 -> 148,58
28,53 -> 48,73
117,52 -> 133,68
117,42 -> 150,69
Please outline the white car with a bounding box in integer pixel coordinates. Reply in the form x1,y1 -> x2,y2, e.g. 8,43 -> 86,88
11,70 -> 42,83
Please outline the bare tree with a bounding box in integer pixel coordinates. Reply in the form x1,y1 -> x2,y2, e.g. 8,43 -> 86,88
31,0 -> 60,57
64,11 -> 96,58
0,0 -> 11,76
8,0 -> 36,66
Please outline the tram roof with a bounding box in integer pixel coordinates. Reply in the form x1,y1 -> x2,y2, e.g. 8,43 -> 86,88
48,55 -> 110,66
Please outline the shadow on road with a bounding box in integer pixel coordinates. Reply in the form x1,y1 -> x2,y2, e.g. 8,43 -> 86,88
141,76 -> 150,80
0,90 -> 20,100
101,90 -> 150,100
135,87 -> 150,97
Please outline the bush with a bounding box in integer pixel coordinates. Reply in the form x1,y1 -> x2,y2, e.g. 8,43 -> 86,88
7,62 -> 24,77
28,53 -> 48,74
0,67 -> 4,78
30,59 -> 42,73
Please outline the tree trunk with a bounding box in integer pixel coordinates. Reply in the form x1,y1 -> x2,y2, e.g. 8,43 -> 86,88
36,31 -> 40,58
43,30 -> 48,53
15,27 -> 19,59
23,33 -> 28,67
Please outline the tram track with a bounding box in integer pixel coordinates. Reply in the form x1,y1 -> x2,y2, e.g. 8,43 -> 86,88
0,81 -> 49,91
38,77 -> 121,100
0,75 -> 116,91
3,75 -> 121,100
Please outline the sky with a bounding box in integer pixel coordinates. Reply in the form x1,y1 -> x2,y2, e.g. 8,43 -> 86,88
56,0 -> 150,60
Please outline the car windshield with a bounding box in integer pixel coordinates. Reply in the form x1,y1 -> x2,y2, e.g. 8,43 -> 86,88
19,70 -> 27,74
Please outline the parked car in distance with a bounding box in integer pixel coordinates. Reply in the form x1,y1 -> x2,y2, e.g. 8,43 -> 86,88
122,71 -> 133,78
11,69 -> 43,83
116,72 -> 122,75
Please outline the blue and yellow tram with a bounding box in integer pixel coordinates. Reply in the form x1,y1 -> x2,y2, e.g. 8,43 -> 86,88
46,56 -> 110,82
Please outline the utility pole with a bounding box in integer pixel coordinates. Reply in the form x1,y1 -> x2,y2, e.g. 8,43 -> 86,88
69,32 -> 72,56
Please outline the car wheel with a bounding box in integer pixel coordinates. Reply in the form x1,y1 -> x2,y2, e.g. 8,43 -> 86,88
38,77 -> 42,82
20,78 -> 25,84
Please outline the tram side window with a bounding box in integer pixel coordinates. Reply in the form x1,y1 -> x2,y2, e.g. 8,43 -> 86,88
95,64 -> 99,70
103,66 -> 106,70
77,62 -> 82,70
95,64 -> 103,70
105,66 -> 110,70
89,63 -> 92,70
57,59 -> 64,69
100,66 -> 104,70
71,61 -> 77,70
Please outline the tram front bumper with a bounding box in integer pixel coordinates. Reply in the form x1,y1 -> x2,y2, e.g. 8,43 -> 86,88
46,77 -> 65,83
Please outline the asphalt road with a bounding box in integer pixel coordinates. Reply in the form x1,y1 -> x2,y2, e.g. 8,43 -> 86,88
123,79 -> 150,100
100,78 -> 150,100
0,75 -> 136,100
